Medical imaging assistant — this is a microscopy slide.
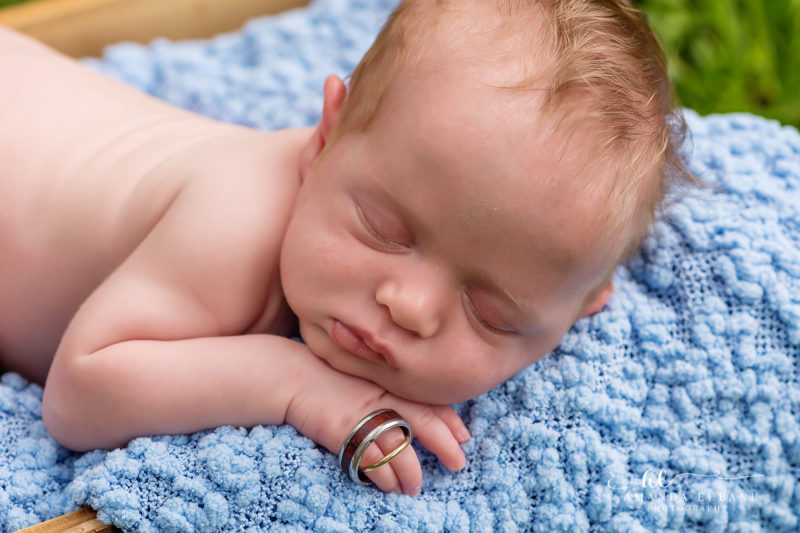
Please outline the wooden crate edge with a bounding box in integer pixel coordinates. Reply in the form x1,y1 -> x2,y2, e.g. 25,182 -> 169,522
0,0 -> 310,57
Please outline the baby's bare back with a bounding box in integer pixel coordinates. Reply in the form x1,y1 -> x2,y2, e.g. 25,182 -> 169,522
0,28 -> 302,382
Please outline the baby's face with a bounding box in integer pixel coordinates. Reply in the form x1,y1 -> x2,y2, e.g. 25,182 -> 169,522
281,69 -> 617,404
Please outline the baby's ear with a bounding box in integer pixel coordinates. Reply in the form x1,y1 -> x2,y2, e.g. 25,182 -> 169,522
579,280 -> 613,318
299,74 -> 347,180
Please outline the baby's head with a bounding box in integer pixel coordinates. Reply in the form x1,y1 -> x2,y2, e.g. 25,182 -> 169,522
281,0 -> 690,403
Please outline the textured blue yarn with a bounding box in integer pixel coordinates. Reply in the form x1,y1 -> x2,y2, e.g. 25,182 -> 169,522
2,0 -> 799,531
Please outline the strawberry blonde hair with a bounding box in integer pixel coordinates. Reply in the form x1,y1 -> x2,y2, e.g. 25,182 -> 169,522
331,0 -> 692,263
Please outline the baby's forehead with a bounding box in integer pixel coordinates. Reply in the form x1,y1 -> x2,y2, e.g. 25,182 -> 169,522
384,63 -> 603,190
400,0 -> 556,84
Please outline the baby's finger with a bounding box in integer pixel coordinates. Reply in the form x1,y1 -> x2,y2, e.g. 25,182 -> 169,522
357,444 -> 400,493
431,405 -> 470,443
359,426 -> 421,495
404,406 -> 466,472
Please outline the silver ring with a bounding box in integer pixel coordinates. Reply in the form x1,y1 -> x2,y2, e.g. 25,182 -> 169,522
337,409 -> 413,485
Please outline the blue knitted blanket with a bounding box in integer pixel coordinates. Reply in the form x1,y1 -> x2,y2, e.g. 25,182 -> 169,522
2,0 -> 799,531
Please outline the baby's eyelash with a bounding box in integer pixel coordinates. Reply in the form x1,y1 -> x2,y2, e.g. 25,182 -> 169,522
355,204 -> 408,250
463,293 -> 516,337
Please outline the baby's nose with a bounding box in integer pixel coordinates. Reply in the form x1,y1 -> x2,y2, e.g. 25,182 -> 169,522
375,279 -> 443,338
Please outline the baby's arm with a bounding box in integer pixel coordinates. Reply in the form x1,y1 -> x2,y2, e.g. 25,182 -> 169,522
47,332 -> 466,494
42,178 -> 466,495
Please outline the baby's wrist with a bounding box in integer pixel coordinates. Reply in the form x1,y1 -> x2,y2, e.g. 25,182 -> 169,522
283,349 -> 344,447
284,356 -> 388,455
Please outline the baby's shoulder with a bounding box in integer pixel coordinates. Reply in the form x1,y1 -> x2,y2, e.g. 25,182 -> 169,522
146,128 -> 303,332
176,127 -> 302,252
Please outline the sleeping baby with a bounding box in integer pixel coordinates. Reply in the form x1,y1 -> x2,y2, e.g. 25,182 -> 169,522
0,0 -> 690,495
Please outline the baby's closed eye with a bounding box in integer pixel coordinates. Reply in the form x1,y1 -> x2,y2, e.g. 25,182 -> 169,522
354,201 -> 412,251
462,291 -> 518,336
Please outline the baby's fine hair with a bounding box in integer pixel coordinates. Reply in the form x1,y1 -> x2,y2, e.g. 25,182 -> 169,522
332,0 -> 692,262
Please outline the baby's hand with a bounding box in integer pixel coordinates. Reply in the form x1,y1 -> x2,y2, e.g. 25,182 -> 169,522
286,360 -> 470,495
348,399 -> 469,495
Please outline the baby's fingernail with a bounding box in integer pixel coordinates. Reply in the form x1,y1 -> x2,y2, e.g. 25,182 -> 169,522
446,451 -> 466,471
458,427 -> 471,442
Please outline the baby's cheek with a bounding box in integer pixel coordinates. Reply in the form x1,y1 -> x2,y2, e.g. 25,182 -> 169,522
463,344 -> 533,393
422,359 -> 500,403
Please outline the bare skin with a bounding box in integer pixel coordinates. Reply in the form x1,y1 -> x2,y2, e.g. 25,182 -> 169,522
0,27 -> 468,495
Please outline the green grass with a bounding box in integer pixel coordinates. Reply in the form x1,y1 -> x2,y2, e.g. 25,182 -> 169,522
634,0 -> 800,128
0,0 -> 38,8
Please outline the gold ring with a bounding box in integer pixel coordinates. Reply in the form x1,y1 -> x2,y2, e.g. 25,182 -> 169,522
337,409 -> 413,485
361,433 -> 411,473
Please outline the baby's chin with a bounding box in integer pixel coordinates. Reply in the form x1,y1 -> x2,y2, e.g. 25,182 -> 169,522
325,349 -> 476,404
372,373 -> 486,406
